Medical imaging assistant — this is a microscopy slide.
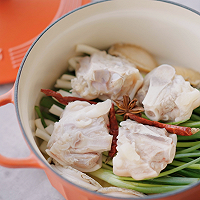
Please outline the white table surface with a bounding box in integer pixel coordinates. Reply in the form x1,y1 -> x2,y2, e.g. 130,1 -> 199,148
1,1 -> 200,200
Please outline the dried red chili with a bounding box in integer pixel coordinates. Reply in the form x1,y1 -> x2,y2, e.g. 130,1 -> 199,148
107,103 -> 119,160
125,113 -> 199,136
41,89 -> 97,105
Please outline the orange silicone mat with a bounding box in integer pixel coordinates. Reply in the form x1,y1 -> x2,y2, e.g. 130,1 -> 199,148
0,0 -> 90,84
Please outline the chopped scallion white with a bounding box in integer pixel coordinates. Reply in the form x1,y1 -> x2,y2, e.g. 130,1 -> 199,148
35,118 -> 46,132
49,104 -> 64,117
54,79 -> 72,89
45,124 -> 54,135
61,74 -> 76,81
76,44 -> 100,55
39,140 -> 48,154
44,119 -> 55,126
68,57 -> 78,70
57,89 -> 72,97
35,128 -> 50,142
68,56 -> 82,71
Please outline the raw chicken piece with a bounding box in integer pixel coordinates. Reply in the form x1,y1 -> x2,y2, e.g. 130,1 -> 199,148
46,99 -> 113,172
71,51 -> 143,101
113,120 -> 177,180
136,64 -> 200,122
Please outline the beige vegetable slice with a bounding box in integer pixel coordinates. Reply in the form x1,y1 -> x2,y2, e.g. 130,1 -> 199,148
35,128 -> 50,142
108,43 -> 157,73
49,104 -> 64,117
51,164 -> 102,191
39,141 -> 48,154
173,66 -> 200,88
54,79 -> 72,89
97,187 -> 145,198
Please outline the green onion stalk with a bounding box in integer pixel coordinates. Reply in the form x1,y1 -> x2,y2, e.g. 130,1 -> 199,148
36,78 -> 200,195
88,168 -> 187,194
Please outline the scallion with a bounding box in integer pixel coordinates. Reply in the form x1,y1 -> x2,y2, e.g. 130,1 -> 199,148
35,106 -> 47,128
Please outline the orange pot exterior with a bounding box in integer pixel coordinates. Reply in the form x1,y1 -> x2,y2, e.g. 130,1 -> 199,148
0,0 -> 91,85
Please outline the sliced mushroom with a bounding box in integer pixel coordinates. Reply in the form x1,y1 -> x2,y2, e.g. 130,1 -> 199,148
97,187 -> 145,198
108,43 -> 157,73
173,66 -> 200,88
51,164 -> 102,191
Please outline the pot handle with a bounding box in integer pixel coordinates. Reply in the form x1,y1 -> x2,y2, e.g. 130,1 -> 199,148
0,86 -> 44,169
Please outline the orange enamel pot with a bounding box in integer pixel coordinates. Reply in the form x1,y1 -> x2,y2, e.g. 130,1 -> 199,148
1,0 -> 200,199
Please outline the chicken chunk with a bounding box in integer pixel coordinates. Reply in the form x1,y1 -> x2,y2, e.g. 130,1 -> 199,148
46,99 -> 113,172
113,119 -> 177,180
71,51 -> 143,101
136,64 -> 200,122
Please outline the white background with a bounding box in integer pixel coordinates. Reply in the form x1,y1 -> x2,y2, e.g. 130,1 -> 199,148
1,0 -> 200,199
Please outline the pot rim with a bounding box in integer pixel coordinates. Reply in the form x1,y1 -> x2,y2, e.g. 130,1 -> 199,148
14,0 -> 200,199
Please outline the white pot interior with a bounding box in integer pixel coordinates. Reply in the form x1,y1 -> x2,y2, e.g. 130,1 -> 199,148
16,0 -> 200,168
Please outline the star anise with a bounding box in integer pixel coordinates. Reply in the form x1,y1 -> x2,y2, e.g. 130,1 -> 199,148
114,95 -> 144,119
